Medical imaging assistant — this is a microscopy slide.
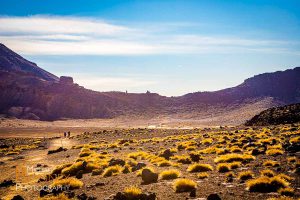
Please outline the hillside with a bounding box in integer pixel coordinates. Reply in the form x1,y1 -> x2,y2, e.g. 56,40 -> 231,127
245,103 -> 300,126
0,43 -> 300,123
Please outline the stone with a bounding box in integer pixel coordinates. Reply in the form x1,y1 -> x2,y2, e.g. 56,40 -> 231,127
11,195 -> 24,200
109,158 -> 125,166
141,168 -> 158,184
207,193 -> 221,200
159,149 -> 173,160
132,162 -> 146,171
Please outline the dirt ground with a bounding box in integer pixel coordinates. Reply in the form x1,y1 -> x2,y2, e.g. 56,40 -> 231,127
0,124 -> 299,200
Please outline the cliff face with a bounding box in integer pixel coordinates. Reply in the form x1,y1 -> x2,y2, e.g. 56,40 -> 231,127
0,43 -> 300,122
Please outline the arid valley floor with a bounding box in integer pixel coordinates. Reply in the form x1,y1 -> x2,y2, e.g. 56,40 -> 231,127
0,119 -> 299,200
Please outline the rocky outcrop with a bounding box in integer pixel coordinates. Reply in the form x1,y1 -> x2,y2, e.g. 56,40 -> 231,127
245,103 -> 300,126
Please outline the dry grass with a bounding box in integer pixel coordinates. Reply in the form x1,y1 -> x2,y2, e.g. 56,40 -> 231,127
102,165 -> 122,177
260,169 -> 275,177
51,177 -> 83,189
238,171 -> 254,181
187,163 -> 213,173
160,169 -> 181,180
246,176 -> 289,192
214,153 -> 255,163
173,178 -> 197,193
124,186 -> 142,199
217,163 -> 231,173
197,172 -> 209,179
266,149 -> 284,156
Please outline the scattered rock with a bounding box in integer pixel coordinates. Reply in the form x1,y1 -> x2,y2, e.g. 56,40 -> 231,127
0,179 -> 15,188
105,192 -> 156,200
132,162 -> 146,171
11,195 -> 24,200
207,193 -> 221,200
159,149 -> 173,160
109,158 -> 125,166
141,168 -> 158,184
47,147 -> 67,154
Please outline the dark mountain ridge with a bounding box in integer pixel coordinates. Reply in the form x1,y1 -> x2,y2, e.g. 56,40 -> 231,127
0,43 -> 299,122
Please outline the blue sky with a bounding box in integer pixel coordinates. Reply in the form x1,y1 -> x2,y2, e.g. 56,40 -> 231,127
1,0 -> 300,96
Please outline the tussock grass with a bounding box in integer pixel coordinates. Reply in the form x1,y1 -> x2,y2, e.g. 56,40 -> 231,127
214,153 -> 255,163
160,169 -> 181,180
263,160 -> 279,167
266,149 -> 284,156
197,172 -> 209,179
217,163 -> 231,173
103,165 -> 122,177
173,178 -> 197,193
246,176 -> 289,192
278,187 -> 294,197
187,163 -> 213,173
38,193 -> 71,200
51,177 -> 83,189
238,171 -> 254,181
124,186 -> 142,199
260,169 -> 276,177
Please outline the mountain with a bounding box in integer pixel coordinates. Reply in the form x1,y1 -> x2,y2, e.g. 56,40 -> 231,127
245,103 -> 300,126
0,43 -> 300,124
0,43 -> 58,81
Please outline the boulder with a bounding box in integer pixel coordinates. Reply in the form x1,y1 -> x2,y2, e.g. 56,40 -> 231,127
141,169 -> 158,184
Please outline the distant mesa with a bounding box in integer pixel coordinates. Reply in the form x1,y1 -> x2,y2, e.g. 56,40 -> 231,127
0,43 -> 300,123
59,76 -> 74,85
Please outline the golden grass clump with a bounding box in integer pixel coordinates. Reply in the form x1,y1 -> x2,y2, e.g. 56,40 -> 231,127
260,169 -> 276,177
214,153 -> 255,163
187,163 -> 213,173
173,178 -> 197,193
123,186 -> 142,199
38,193 -> 71,200
266,149 -> 284,156
238,171 -> 254,181
263,160 -> 279,167
172,155 -> 192,164
51,177 -> 83,189
197,172 -> 209,179
102,165 -> 122,177
217,163 -> 231,173
160,169 -> 181,180
246,176 -> 289,193
278,187 -> 294,197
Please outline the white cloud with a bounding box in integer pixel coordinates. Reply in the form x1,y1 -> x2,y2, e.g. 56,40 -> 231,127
0,15 -> 298,55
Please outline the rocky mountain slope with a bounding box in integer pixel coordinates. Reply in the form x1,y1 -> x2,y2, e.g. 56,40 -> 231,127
0,43 -> 299,123
245,103 -> 300,126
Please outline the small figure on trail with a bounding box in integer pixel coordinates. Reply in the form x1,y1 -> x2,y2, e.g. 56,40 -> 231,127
68,131 -> 71,138
63,132 -> 66,138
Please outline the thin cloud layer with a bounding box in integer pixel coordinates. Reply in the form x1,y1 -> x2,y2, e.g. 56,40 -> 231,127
0,15 -> 297,55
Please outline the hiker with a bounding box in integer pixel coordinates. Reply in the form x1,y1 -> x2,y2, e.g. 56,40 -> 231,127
68,131 -> 71,138
63,132 -> 66,138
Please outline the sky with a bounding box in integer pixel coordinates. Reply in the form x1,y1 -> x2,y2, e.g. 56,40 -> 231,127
1,0 -> 300,96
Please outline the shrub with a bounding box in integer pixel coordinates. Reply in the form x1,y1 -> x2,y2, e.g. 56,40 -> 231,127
217,163 -> 231,173
51,177 -> 83,189
197,172 -> 209,179
103,165 -> 122,177
238,171 -> 254,181
124,186 -> 142,199
173,178 -> 197,193
160,169 -> 181,180
157,160 -> 172,167
187,163 -> 213,173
